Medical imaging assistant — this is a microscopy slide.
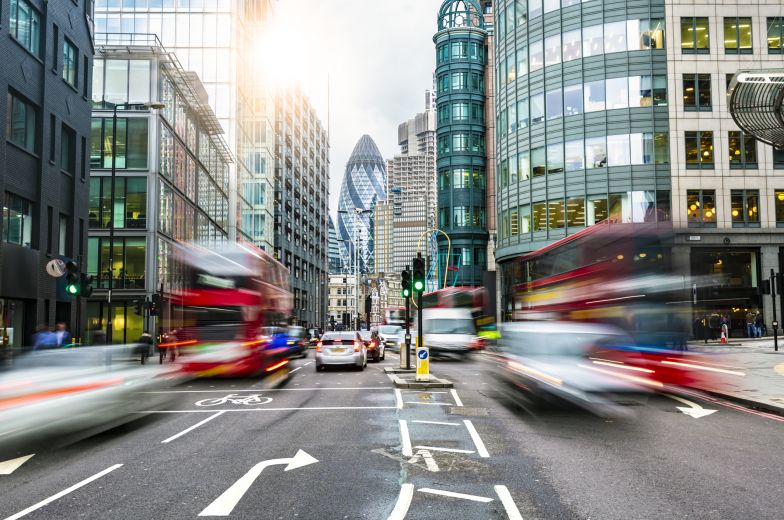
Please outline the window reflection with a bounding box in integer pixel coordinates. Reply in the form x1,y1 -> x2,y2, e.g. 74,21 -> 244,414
545,88 -> 563,120
605,77 -> 629,109
582,24 -> 604,57
547,143 -> 564,174
585,136 -> 607,168
530,93 -> 545,124
531,147 -> 546,177
607,134 -> 631,166
584,80 -> 605,112
563,84 -> 583,115
604,21 -> 627,53
564,139 -> 584,171
562,29 -> 582,61
529,40 -> 544,71
544,34 -> 561,66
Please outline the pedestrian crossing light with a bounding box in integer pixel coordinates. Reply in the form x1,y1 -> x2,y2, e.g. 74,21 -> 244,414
65,261 -> 79,296
412,256 -> 425,293
401,269 -> 411,298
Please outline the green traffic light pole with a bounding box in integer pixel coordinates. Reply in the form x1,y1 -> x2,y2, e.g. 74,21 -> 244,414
104,100 -> 164,344
404,265 -> 411,370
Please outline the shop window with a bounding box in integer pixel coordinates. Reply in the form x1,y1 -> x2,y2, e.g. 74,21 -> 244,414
768,17 -> 784,54
728,131 -> 757,169
2,193 -> 33,248
731,190 -> 760,227
683,74 -> 712,111
681,17 -> 710,53
724,17 -> 753,54
685,131 -> 714,169
775,191 -> 784,226
687,189 -> 717,227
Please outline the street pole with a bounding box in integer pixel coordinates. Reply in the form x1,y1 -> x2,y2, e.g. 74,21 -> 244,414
405,264 -> 411,370
771,269 -> 779,352
106,103 -> 119,345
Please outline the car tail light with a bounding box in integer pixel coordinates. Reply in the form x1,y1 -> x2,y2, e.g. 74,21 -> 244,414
370,341 -> 376,349
470,338 -> 485,350
354,341 -> 360,352
316,341 -> 322,352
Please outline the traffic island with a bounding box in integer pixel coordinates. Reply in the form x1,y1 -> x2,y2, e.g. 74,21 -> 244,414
384,367 -> 453,388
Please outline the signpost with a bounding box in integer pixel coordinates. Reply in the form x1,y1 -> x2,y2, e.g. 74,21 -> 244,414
45,259 -> 67,278
413,254 -> 428,382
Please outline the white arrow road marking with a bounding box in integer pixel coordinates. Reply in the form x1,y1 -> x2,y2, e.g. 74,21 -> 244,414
494,485 -> 524,520
399,420 -> 413,457
3,464 -> 122,520
407,449 -> 439,472
0,454 -> 34,475
464,420 -> 489,458
199,450 -> 318,517
162,411 -> 225,444
417,488 -> 494,503
666,394 -> 718,418
387,483 -> 414,520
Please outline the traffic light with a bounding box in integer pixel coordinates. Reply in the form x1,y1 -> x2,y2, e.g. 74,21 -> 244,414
401,269 -> 411,298
412,255 -> 425,293
80,273 -> 93,297
65,261 -> 79,296
149,293 -> 161,316
133,299 -> 143,316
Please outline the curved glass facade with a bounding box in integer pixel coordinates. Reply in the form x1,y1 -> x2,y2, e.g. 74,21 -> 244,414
494,0 -> 673,269
434,0 -> 489,286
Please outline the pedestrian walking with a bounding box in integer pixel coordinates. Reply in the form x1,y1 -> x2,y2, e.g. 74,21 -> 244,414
54,322 -> 73,348
136,331 -> 153,365
754,312 -> 764,338
32,324 -> 57,350
746,311 -> 755,338
720,314 -> 729,343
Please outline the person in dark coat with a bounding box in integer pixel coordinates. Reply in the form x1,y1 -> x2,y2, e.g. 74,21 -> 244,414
32,324 -> 57,350
136,331 -> 153,364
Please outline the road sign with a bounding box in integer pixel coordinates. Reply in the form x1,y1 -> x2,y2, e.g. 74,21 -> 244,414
416,345 -> 429,382
45,259 -> 66,277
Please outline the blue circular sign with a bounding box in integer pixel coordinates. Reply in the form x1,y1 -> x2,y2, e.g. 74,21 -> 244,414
418,349 -> 428,360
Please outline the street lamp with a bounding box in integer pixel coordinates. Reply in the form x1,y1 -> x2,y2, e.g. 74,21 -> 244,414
105,101 -> 165,344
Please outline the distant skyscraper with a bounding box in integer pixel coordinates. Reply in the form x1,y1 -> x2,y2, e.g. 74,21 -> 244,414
338,135 -> 387,274
328,216 -> 343,274
387,92 -> 437,275
374,199 -> 395,275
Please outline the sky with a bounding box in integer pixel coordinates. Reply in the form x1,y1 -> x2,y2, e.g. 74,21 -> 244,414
270,0 -> 443,219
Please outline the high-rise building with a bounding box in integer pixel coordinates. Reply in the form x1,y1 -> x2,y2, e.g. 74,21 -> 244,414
493,0 -> 784,330
337,135 -> 387,274
273,88 -> 329,328
87,36 -> 231,343
328,216 -> 343,274
94,1 -> 276,248
433,0 -> 495,288
0,0 -> 94,346
374,198 -> 395,275
387,92 -> 437,275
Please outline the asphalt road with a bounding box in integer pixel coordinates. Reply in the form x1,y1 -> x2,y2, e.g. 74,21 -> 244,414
0,351 -> 782,519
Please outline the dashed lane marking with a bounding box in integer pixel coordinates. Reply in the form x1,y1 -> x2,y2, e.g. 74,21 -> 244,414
464,420 -> 490,458
404,401 -> 451,406
411,420 -> 460,426
3,464 -> 123,520
395,389 -> 403,409
399,420 -> 413,457
417,488 -> 493,503
451,389 -> 464,407
413,446 -> 475,454
162,411 -> 225,443
495,485 -> 524,520
387,484 -> 414,520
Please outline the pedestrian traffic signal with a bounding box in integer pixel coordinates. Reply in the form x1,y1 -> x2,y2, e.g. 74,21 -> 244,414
401,269 -> 411,298
412,255 -> 425,293
80,273 -> 94,297
65,261 -> 79,296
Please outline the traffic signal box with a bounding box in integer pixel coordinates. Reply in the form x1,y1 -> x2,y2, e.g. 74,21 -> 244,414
401,269 -> 411,298
412,256 -> 425,293
65,261 -> 80,296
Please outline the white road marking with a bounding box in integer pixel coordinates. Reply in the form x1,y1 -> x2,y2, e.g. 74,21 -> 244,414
143,387 -> 390,393
290,366 -> 303,373
404,401 -> 450,406
412,420 -> 460,426
387,483 -> 414,520
495,485 -> 524,520
303,361 -> 313,366
417,488 -> 493,503
199,450 -> 318,517
0,454 -> 34,475
408,449 -> 439,472
3,464 -> 123,520
413,445 -> 475,454
666,394 -> 718,418
403,391 -> 448,394
399,420 -> 413,457
395,389 -> 403,409
464,420 -> 489,458
142,405 -> 399,413
162,411 -> 225,444
451,389 -> 464,407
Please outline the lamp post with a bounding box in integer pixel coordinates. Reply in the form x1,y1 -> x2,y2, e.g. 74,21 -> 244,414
105,101 -> 165,344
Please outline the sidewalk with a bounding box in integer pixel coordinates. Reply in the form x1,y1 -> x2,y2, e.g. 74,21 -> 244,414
683,339 -> 784,414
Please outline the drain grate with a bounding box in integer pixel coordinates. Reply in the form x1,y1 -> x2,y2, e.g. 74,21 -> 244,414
448,406 -> 489,416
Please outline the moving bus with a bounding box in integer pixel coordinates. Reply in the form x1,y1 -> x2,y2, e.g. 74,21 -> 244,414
422,287 -> 496,341
168,242 -> 293,376
384,307 -> 407,326
510,222 -> 690,349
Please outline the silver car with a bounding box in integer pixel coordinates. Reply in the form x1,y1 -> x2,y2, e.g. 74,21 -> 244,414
315,331 -> 367,371
378,325 -> 403,352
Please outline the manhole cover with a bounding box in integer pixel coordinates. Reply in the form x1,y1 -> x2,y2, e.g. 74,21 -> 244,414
448,406 -> 489,416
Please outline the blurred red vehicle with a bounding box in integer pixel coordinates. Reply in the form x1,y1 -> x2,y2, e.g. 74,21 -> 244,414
168,242 -> 293,377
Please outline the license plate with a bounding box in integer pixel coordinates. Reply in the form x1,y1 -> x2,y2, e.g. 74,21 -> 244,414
331,348 -> 345,354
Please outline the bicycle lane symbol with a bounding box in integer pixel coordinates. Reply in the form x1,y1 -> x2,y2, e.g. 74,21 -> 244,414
195,394 -> 274,407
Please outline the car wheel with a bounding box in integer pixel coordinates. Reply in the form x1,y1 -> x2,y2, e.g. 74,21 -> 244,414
315,364 -> 322,372
373,351 -> 380,362
301,350 -> 308,358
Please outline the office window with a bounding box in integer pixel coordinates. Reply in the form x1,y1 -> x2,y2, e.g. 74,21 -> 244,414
547,143 -> 564,174
437,135 -> 450,154
683,74 -> 712,111
90,117 -> 149,169
629,75 -> 667,107
544,34 -> 561,66
728,131 -> 757,169
532,202 -> 547,231
519,204 -> 531,234
725,17 -> 753,53
510,209 -> 519,236
507,57 -> 517,84
530,93 -> 545,124
531,147 -> 546,177
453,102 -> 469,121
451,72 -> 467,90
58,214 -> 68,256
548,200 -> 565,230
630,18 -> 665,50
2,193 -> 33,247
508,103 -> 517,133
604,21 -> 627,53
685,131 -> 714,168
545,88 -> 562,120
469,42 -> 484,61
775,191 -> 784,225
437,104 -> 449,124
566,197 -> 585,227
585,136 -> 607,168
516,47 -> 527,78
584,80 -> 605,112
607,134 -> 631,166
768,18 -> 784,53
529,40 -> 544,72
731,190 -> 760,227
471,103 -> 484,123
518,152 -> 530,180
88,237 -> 146,289
49,115 -> 56,162
51,24 -> 59,72
60,124 -> 76,174
437,74 -> 449,93
7,92 -> 37,153
470,133 -> 485,154
562,29 -> 582,61
583,24 -> 604,57
529,0 -> 542,19
10,0 -> 41,56
453,206 -> 469,228
451,41 -> 467,59
681,17 -> 710,53
509,156 -> 518,184
687,190 -> 717,227
437,44 -> 449,64
564,139 -> 584,171
453,168 -> 471,189
544,0 -> 559,13
89,177 -> 147,229
563,84 -> 583,115
63,39 -> 78,87
606,77 -> 629,110
517,98 -> 529,128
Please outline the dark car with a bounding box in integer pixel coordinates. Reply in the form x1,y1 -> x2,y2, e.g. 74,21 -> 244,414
285,326 -> 309,358
360,330 -> 385,362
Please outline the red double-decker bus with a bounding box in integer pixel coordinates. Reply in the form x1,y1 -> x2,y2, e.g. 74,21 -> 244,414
509,222 -> 690,349
168,242 -> 293,377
